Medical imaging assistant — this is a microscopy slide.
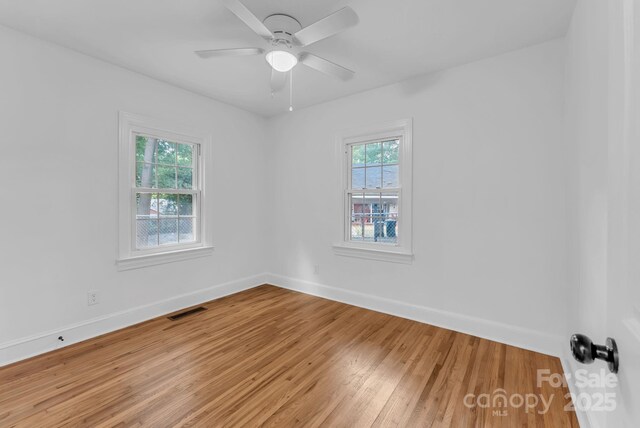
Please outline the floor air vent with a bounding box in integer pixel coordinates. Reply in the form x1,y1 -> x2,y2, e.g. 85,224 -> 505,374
168,306 -> 207,321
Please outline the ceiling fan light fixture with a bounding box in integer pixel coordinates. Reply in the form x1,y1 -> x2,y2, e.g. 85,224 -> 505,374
266,50 -> 298,72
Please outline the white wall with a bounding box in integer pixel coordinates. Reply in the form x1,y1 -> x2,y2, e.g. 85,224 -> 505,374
267,39 -> 569,355
0,25 -> 270,361
0,22 -> 572,365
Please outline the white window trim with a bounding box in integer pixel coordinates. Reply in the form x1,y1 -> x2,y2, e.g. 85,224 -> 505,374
117,112 -> 213,270
333,118 -> 413,264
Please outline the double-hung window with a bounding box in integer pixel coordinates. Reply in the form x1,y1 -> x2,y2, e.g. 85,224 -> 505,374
134,136 -> 198,249
118,112 -> 213,270
335,119 -> 413,263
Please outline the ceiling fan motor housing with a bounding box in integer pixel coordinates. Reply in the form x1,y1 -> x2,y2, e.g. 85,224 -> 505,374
263,14 -> 302,47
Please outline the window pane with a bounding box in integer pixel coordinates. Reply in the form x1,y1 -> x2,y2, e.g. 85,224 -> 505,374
384,193 -> 399,242
178,194 -> 193,215
157,140 -> 176,165
136,162 -> 156,188
349,193 -> 365,241
365,142 -> 382,166
383,140 -> 399,164
177,143 -> 193,167
350,215 -> 366,241
179,218 -> 195,243
178,167 -> 193,189
382,165 -> 399,188
365,193 -> 382,216
360,216 -> 376,240
136,193 -> 158,219
159,218 -> 178,245
365,166 -> 382,189
351,167 -> 365,189
157,166 -> 176,189
352,144 -> 365,167
136,219 -> 158,248
157,194 -> 178,216
136,136 -> 157,164
350,192 -> 365,214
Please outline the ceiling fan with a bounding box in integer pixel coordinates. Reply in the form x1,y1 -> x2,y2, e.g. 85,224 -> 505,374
195,0 -> 358,96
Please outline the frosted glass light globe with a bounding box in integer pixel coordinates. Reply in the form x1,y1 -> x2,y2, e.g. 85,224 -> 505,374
266,50 -> 298,72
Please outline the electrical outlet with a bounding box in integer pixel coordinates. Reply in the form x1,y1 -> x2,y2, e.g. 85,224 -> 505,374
314,265 -> 320,275
87,291 -> 98,306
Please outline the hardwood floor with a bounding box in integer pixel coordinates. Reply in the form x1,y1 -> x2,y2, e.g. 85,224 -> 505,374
0,285 -> 578,427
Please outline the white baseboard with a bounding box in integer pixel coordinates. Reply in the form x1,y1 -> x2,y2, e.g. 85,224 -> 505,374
265,273 -> 563,357
1,272 -> 564,369
0,273 -> 267,367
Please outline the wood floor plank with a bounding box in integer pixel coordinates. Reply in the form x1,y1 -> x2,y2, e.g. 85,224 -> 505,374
0,285 -> 579,427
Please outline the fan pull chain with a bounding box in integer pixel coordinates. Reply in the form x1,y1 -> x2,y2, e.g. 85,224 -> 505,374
289,69 -> 294,112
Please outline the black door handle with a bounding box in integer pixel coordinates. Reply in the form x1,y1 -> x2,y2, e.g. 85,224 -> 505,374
570,334 -> 619,373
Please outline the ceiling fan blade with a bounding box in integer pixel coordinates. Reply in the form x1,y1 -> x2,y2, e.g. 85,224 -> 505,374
222,0 -> 274,40
195,48 -> 264,58
293,7 -> 358,47
270,69 -> 288,93
299,52 -> 354,81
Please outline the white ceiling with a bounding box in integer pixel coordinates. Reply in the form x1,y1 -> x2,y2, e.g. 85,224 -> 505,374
0,0 -> 576,116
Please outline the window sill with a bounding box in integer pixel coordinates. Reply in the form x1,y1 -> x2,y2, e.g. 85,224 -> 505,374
117,246 -> 214,271
332,243 -> 413,264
